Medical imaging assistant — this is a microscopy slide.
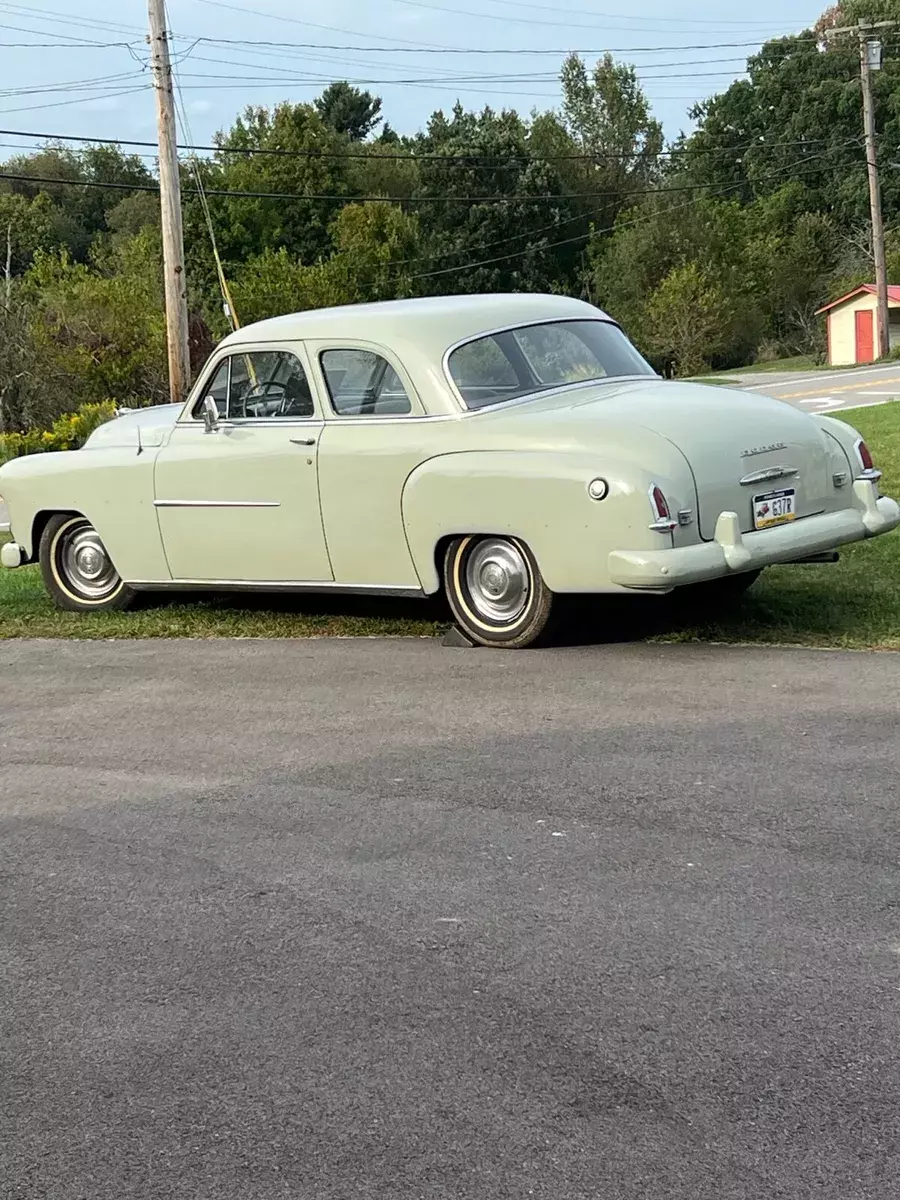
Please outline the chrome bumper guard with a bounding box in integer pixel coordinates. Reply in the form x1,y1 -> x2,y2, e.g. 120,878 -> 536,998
608,481 -> 900,590
1,540 -> 24,568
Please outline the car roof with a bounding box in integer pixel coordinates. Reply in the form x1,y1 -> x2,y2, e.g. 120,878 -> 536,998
220,293 -> 612,352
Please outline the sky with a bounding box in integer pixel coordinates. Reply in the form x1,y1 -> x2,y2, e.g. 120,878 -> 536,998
0,0 -> 826,158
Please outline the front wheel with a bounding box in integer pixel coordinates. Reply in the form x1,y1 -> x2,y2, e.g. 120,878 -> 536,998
443,535 -> 554,648
40,514 -> 137,612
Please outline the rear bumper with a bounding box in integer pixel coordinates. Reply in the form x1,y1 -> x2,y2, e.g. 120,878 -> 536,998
608,481 -> 900,590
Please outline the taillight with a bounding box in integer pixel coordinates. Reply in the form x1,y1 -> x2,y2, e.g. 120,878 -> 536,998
649,484 -> 677,532
854,437 -> 882,482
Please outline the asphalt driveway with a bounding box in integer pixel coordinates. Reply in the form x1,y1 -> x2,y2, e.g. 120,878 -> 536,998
2,639 -> 900,1199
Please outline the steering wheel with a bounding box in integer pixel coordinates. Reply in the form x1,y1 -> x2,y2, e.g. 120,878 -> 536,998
241,378 -> 286,418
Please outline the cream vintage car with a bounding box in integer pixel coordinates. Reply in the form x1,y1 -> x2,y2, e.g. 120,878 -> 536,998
1,293 -> 897,647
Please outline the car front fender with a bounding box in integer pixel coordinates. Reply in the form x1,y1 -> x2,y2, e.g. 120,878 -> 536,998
0,447 -> 169,580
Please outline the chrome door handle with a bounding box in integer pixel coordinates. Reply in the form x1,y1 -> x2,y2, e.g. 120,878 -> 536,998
290,437 -> 317,446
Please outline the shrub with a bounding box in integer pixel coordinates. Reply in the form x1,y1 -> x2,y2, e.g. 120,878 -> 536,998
0,401 -> 117,466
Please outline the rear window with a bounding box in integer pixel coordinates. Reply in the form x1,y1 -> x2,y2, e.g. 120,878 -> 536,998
448,320 -> 654,410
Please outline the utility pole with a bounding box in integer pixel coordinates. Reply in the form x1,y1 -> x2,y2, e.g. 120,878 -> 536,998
828,20 -> 895,359
147,0 -> 191,404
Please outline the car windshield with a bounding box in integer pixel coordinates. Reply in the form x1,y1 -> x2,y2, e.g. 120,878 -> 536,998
447,319 -> 655,410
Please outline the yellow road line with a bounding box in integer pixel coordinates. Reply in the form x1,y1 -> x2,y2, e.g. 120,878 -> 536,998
773,377 -> 900,399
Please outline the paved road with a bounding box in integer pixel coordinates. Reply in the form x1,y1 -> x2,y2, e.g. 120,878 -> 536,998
725,362 -> 900,415
3,639 -> 900,1200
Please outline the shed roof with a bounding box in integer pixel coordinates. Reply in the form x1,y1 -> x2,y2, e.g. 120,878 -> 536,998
815,283 -> 900,315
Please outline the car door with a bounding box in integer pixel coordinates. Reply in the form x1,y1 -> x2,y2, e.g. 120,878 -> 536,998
313,343 -> 429,588
153,344 -> 333,583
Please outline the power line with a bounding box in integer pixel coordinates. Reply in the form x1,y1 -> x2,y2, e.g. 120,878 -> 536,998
382,0 -> 795,27
0,145 -> 862,204
0,36 -> 137,47
0,19 -> 137,45
174,65 -> 749,85
0,126 -> 844,164
0,2 -> 144,37
0,140 -> 159,157
0,71 -> 148,100
191,51 -> 757,73
390,140 -> 864,274
374,0 -> 783,33
190,1 -> 815,53
0,86 -> 150,116
0,171 -> 729,202
405,155 -> 860,280
193,33 -> 816,54
192,0 -> 467,52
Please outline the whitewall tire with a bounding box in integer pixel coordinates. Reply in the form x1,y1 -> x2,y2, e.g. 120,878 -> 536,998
443,535 -> 554,648
39,515 -> 137,613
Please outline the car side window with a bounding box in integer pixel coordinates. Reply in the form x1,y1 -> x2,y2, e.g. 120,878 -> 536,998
320,349 -> 412,416
446,337 -> 519,405
194,350 -> 314,421
201,360 -> 230,417
229,350 -> 314,420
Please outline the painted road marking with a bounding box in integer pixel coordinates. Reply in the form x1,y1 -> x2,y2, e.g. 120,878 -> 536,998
760,376 -> 900,400
797,397 -> 845,411
739,362 -> 900,389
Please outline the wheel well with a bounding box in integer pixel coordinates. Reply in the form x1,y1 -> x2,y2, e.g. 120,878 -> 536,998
30,510 -> 81,562
432,534 -> 457,593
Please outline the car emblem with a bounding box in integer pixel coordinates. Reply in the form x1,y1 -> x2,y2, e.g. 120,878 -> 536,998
740,442 -> 787,458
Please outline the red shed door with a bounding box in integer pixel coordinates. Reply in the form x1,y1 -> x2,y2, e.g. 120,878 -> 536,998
855,309 -> 875,362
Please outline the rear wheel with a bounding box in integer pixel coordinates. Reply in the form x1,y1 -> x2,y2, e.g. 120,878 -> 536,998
443,535 -> 554,648
40,514 -> 137,612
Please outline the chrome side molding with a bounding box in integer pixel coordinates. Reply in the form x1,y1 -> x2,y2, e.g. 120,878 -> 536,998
153,500 -> 281,509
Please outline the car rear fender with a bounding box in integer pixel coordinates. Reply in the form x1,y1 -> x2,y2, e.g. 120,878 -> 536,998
401,447 -> 697,594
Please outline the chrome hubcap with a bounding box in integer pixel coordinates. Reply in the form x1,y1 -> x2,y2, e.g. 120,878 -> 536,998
60,526 -> 119,599
465,539 -> 530,624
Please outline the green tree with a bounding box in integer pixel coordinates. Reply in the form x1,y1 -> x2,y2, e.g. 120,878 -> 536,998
0,192 -> 56,284
646,262 -> 736,376
315,82 -> 383,141
410,104 -> 575,295
0,297 -> 43,432
0,144 -> 155,261
559,53 -> 663,174
680,27 -> 900,229
230,202 -> 419,324
23,228 -> 168,412
589,191 -> 758,361
192,102 -> 355,275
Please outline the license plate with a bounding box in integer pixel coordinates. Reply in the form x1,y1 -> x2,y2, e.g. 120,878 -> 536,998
753,488 -> 796,530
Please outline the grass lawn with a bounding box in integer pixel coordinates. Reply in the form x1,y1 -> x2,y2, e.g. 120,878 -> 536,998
1,403 -> 899,647
714,355 -> 821,376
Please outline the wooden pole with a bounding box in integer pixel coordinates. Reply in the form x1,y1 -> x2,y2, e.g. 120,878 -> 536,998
859,26 -> 891,359
147,0 -> 191,404
827,20 -> 895,359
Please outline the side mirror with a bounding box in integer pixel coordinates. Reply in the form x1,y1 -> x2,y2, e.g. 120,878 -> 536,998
201,395 -> 220,434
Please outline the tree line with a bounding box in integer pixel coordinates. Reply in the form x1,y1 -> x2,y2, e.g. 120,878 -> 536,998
3,0 -> 900,432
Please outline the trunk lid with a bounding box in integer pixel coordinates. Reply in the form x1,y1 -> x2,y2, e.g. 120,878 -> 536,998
499,379 -> 834,541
